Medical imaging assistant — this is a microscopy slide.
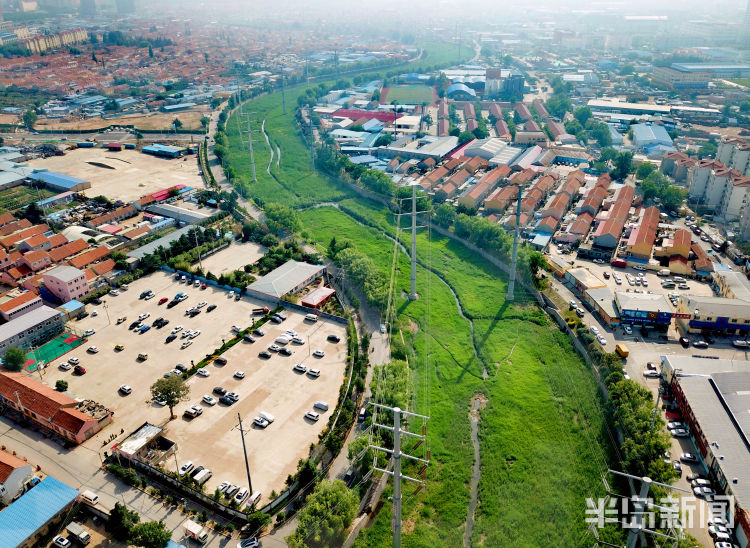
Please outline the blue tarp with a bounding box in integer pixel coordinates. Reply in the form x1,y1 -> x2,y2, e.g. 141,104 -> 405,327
0,476 -> 77,547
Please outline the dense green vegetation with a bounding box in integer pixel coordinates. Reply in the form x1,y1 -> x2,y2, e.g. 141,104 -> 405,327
225,41 -> 619,546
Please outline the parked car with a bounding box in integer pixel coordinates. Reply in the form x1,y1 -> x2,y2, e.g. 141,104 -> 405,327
327,334 -> 341,343
671,428 -> 690,438
52,535 -> 71,548
69,357 -> 79,365
304,411 -> 320,422
253,329 -> 265,337
213,386 -> 227,396
293,363 -> 308,373
680,337 -> 690,348
307,368 -> 321,378
158,297 -> 168,305
83,329 -> 95,337
197,368 -> 211,377
680,453 -> 699,464
643,370 -> 660,378
279,347 -> 292,356
59,362 -> 72,370
693,340 -> 709,349
207,304 -> 217,312
119,385 -> 132,395
314,401 -> 329,411
87,346 -> 99,353
74,365 -> 86,375
220,395 -> 236,405
202,395 -> 217,406
234,371 -> 245,379
253,417 -> 270,428
313,350 -> 325,358
165,334 -> 177,344
181,340 -> 193,349
258,351 -> 271,359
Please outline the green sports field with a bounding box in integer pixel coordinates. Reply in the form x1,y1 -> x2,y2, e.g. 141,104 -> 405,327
383,84 -> 435,105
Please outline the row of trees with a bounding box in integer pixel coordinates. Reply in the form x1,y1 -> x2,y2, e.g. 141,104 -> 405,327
315,144 -> 396,197
106,502 -> 171,548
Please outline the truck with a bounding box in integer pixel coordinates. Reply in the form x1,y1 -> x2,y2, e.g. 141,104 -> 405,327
193,468 -> 212,486
252,306 -> 270,315
66,522 -> 91,545
182,519 -> 208,544
615,344 -> 630,358
658,269 -> 671,277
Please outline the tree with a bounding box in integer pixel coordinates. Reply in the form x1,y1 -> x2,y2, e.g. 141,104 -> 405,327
373,134 -> 393,147
22,109 -> 37,129
661,185 -> 686,210
3,347 -> 26,371
106,502 -> 140,541
636,162 -> 655,180
149,376 -> 190,419
131,521 -> 170,548
19,201 -> 44,225
612,151 -> 633,180
573,106 -> 592,126
285,480 -> 358,548
434,203 -> 455,228
172,118 -> 183,129
55,380 -> 68,392
458,131 -> 474,145
148,45 -> 154,58
698,141 -> 717,158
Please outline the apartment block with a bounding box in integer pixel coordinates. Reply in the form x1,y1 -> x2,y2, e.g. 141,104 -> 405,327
687,159 -> 750,221
43,266 -> 89,303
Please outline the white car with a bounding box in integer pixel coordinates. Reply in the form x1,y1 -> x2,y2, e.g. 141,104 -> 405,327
234,371 -> 245,379
181,330 -> 192,339
293,363 -> 308,373
119,384 -> 132,395
197,368 -> 211,377
313,401 -> 329,411
218,481 -> 231,493
109,289 -> 120,296
83,329 -> 96,337
181,340 -> 193,349
179,461 -> 194,475
197,301 -> 208,308
172,325 -> 183,333
597,335 -> 607,346
643,370 -> 661,378
380,323 -> 386,334
52,535 -> 72,548
138,312 -> 150,321
623,325 -> 632,335
87,346 -> 99,353
305,411 -> 320,421
313,349 -> 325,358
59,362 -> 72,371
189,330 -> 201,339
292,336 -> 305,345
68,357 -> 79,365
307,368 -> 321,378
590,326 -> 599,335
202,394 -> 217,406
254,416 -> 270,428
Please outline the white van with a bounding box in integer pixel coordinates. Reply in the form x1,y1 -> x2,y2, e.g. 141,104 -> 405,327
247,490 -> 262,507
305,313 -> 318,322
275,335 -> 291,345
80,490 -> 99,505
193,469 -> 213,486
259,411 -> 275,423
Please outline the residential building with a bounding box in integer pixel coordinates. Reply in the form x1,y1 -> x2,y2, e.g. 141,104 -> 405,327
677,294 -> 750,335
0,291 -> 42,321
687,159 -> 750,221
0,372 -> 112,444
43,266 -> 89,303
717,138 -> 750,177
661,151 -> 696,183
0,448 -> 33,504
626,206 -> 660,261
0,305 -> 63,352
652,65 -> 710,89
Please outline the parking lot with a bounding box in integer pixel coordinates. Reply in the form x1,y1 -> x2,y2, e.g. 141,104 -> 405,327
41,270 -> 348,505
198,242 -> 267,276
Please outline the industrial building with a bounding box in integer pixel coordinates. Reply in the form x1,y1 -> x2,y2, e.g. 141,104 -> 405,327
247,260 -> 325,298
28,171 -> 91,193
614,292 -> 673,330
0,305 -> 63,352
142,143 -> 183,159
660,355 -> 750,547
0,476 -> 78,548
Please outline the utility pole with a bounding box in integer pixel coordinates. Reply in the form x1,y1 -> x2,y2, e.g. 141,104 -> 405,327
409,183 -> 418,300
247,116 -> 257,183
370,403 -> 429,548
308,117 -> 315,173
237,413 -> 253,493
506,184 -> 523,301
281,76 -> 287,115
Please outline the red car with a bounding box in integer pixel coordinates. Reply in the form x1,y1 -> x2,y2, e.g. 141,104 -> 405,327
74,365 -> 86,375
201,283 -> 207,290
158,297 -> 168,305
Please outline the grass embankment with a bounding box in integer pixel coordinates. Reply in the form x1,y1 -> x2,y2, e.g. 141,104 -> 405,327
301,206 -> 613,546
226,41 -> 615,546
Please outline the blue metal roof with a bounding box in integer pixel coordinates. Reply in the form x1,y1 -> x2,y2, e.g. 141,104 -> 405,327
59,299 -> 84,312
0,476 -> 77,547
30,171 -> 87,189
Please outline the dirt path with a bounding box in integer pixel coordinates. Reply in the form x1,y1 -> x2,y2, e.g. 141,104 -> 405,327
262,118 -> 274,174
463,394 -> 486,547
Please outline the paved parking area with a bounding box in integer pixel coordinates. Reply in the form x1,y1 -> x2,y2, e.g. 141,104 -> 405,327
41,270 -> 348,505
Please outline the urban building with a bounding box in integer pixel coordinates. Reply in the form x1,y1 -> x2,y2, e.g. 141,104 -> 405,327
0,291 -> 42,321
0,448 -> 33,505
717,138 -> 750,177
614,292 -> 673,330
42,265 -> 89,303
652,65 -> 710,89
0,476 -> 78,548
687,159 -> 750,221
0,371 -> 113,444
676,294 -> 750,335
631,124 -> 675,156
0,305 -> 63,352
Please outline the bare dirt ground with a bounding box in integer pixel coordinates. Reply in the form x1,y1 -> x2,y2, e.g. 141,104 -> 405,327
42,271 -> 348,506
27,148 -> 205,202
35,108 -> 210,131
198,242 -> 267,275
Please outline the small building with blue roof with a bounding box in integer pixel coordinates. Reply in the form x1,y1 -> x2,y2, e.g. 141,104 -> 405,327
29,171 -> 91,192
0,476 -> 78,548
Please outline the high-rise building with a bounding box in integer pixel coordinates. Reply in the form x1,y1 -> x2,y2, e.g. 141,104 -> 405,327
79,0 -> 96,17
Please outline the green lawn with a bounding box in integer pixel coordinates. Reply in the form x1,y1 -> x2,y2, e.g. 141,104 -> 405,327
383,85 -> 435,105
228,40 -> 614,546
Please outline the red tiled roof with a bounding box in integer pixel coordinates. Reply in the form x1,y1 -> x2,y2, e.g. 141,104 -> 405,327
49,239 -> 88,263
0,372 -> 74,422
22,234 -> 49,248
69,246 -> 109,269
0,213 -> 16,227
48,234 -> 68,249
0,449 -> 28,482
673,229 -> 691,248
91,258 -> 115,276
0,225 -> 48,249
0,291 -> 39,313
23,249 -> 49,265
53,408 -> 91,435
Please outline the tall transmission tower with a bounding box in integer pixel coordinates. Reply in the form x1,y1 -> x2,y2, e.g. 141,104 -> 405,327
506,183 -> 523,301
237,112 -> 257,183
370,403 -> 429,548
396,183 -> 427,301
281,76 -> 287,115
